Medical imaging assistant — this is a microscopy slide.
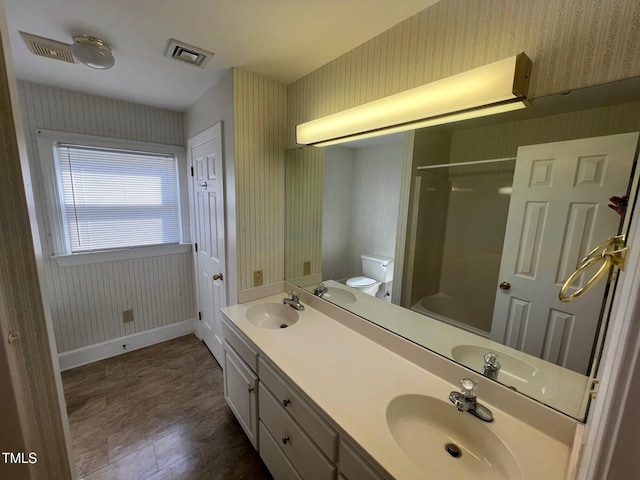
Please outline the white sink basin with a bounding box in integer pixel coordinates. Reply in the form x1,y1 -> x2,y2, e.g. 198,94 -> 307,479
451,345 -> 558,399
246,303 -> 299,329
321,287 -> 357,306
386,395 -> 522,480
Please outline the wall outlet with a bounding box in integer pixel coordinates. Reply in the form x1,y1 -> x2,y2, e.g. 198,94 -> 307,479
253,270 -> 264,287
122,309 -> 134,323
303,261 -> 311,276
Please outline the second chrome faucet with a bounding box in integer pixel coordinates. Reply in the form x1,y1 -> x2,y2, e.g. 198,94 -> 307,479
449,378 -> 493,422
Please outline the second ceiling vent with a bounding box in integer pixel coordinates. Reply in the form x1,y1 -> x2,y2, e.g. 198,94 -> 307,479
165,39 -> 213,68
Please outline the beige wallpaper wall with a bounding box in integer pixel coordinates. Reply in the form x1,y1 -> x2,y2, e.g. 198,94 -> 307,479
287,0 -> 640,148
285,147 -> 323,280
18,81 -> 194,352
233,69 -> 287,292
321,146 -> 354,280
450,100 -> 640,163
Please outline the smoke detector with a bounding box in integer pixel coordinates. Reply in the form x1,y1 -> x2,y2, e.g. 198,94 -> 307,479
20,31 -> 77,64
164,39 -> 213,68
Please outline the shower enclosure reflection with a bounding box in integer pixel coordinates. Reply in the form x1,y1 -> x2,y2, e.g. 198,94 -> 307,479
406,159 -> 515,337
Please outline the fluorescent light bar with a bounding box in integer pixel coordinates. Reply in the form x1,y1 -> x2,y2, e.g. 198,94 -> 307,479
313,101 -> 526,147
296,53 -> 531,146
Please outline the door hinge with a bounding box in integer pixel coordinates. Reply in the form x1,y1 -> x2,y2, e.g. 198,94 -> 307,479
7,331 -> 21,344
195,243 -> 198,252
198,311 -> 202,321
590,378 -> 600,400
190,166 -> 194,177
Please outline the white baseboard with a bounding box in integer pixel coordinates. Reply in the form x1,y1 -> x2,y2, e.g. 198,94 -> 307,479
58,319 -> 196,371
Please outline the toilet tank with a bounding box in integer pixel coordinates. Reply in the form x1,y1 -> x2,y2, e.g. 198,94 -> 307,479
361,255 -> 394,282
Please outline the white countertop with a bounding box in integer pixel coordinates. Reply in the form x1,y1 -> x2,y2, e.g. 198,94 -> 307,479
222,293 -> 574,480
314,280 -> 590,419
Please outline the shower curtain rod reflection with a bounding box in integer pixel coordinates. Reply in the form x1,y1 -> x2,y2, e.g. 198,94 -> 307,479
416,156 -> 516,170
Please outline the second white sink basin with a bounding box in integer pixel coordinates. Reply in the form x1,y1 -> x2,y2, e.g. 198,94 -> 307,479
386,394 -> 522,480
246,303 -> 299,329
451,345 -> 558,399
321,287 -> 357,306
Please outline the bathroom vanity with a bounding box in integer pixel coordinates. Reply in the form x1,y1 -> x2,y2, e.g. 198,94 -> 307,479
221,289 -> 581,480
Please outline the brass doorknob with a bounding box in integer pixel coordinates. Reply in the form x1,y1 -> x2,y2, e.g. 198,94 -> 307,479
499,281 -> 511,290
213,273 -> 224,281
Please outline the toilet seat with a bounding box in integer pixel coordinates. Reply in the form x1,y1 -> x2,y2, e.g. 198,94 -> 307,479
346,276 -> 380,288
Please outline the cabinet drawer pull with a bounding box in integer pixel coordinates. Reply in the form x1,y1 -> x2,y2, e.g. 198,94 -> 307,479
282,435 -> 290,445
248,386 -> 255,393
282,399 -> 290,407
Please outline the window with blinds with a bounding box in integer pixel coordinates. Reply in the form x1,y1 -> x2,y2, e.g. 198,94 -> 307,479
55,144 -> 181,253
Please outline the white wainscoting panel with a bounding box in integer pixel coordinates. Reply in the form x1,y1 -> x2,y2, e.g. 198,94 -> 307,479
17,81 -> 194,353
58,320 -> 196,371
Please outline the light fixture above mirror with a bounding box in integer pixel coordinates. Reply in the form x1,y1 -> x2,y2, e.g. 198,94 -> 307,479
296,53 -> 532,147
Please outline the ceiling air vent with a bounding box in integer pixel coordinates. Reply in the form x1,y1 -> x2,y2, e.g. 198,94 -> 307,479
20,31 -> 77,64
165,39 -> 213,68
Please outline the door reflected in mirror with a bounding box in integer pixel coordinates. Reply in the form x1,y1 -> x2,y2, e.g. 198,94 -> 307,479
285,76 -> 640,420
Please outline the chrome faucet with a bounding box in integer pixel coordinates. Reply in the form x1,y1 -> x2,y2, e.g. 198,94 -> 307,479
482,352 -> 501,380
449,378 -> 493,422
313,283 -> 328,297
283,291 -> 305,311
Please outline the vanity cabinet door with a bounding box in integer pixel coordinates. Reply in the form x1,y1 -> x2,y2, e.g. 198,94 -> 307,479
339,440 -> 387,480
223,342 -> 258,449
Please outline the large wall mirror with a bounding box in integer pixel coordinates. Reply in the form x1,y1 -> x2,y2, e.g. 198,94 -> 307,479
285,76 -> 640,421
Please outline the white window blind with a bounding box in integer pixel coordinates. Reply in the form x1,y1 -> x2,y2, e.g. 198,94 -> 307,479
56,144 -> 181,253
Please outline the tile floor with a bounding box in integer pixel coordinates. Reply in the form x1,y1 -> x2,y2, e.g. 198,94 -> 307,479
61,334 -> 272,480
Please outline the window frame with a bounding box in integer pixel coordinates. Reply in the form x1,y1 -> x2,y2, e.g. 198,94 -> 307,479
37,129 -> 190,266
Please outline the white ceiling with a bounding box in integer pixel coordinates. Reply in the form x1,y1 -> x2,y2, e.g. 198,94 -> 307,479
3,0 -> 440,111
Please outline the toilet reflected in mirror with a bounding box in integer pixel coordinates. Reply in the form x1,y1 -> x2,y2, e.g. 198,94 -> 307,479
346,254 -> 394,300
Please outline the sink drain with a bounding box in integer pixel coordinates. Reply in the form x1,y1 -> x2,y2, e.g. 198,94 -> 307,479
445,443 -> 462,458
280,324 -> 288,329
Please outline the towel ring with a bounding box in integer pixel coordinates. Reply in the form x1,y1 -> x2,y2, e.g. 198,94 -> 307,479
579,235 -> 625,264
559,235 -> 628,302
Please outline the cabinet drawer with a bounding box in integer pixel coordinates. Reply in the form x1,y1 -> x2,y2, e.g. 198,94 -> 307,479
222,317 -> 258,371
260,421 -> 303,480
339,440 -> 386,480
259,357 -> 337,461
260,383 -> 336,480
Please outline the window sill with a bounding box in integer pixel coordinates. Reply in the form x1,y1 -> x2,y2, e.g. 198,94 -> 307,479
51,244 -> 192,267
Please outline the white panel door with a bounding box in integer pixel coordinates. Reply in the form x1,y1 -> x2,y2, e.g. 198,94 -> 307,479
491,132 -> 638,374
190,123 -> 226,366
